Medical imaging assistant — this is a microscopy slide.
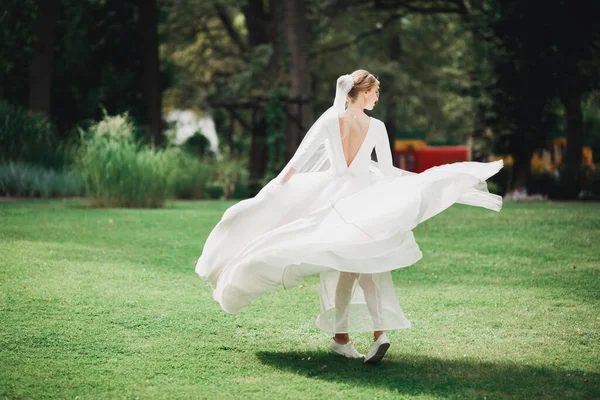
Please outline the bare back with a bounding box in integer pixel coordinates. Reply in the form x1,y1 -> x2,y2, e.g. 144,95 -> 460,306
337,111 -> 372,168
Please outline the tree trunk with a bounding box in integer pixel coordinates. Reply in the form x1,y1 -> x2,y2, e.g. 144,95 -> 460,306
559,89 -> 584,198
383,33 -> 401,164
505,127 -> 536,194
511,147 -> 533,192
242,0 -> 269,47
268,0 -> 283,80
29,0 -> 60,117
469,0 -> 486,147
249,109 -> 268,195
242,0 -> 270,192
562,90 -> 584,173
138,0 -> 162,146
283,0 -> 313,161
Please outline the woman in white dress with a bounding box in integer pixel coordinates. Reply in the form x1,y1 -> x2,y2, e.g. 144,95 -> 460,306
196,69 -> 504,364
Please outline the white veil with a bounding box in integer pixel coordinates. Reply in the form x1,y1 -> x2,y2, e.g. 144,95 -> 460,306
278,74 -> 354,180
260,73 -> 413,195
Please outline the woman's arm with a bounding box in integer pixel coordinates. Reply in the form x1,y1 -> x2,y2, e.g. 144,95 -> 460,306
282,167 -> 296,184
281,119 -> 330,184
375,122 -> 417,177
374,122 -> 396,176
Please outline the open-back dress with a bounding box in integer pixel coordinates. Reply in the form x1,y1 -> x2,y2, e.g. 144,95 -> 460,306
195,113 -> 503,333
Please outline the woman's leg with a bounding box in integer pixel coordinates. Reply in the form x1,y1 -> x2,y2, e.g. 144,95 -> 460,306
333,272 -> 359,344
358,273 -> 385,341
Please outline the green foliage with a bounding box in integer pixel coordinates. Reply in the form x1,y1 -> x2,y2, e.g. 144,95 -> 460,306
0,162 -> 83,198
485,181 -> 503,197
526,165 -> 600,200
582,93 -> 600,161
483,0 -> 599,170
91,109 -> 137,140
163,147 -> 214,199
0,101 -> 69,168
204,182 -> 225,199
210,147 -> 249,200
306,12 -> 476,141
231,180 -> 249,199
74,112 -> 229,205
552,165 -> 585,200
161,0 -> 276,111
0,0 -> 34,105
263,87 -> 287,183
526,171 -> 559,198
160,3 -> 481,160
50,0 -> 168,135
182,131 -> 215,158
75,113 -> 171,208
582,166 -> 600,200
487,162 -> 511,197
0,0 -> 174,138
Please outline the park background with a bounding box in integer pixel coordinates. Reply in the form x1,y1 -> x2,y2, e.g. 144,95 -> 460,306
1,0 -> 600,203
1,0 -> 599,399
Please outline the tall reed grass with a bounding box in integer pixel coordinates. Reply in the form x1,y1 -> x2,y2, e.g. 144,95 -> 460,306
75,111 -> 250,206
75,113 -> 171,208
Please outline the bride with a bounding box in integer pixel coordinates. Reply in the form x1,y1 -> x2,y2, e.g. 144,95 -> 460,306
195,69 -> 504,364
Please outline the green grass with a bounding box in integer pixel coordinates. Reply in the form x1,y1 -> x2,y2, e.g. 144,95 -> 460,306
1,199 -> 599,399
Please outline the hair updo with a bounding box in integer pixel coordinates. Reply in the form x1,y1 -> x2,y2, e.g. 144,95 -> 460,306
347,69 -> 379,106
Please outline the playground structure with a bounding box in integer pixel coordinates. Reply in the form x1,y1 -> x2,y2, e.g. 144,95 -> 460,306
393,130 -> 472,173
393,130 -> 596,173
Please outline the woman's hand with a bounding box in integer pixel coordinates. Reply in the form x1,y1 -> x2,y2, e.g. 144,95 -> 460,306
281,167 -> 297,184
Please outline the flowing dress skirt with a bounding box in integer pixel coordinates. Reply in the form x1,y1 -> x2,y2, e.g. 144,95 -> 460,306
196,160 -> 503,333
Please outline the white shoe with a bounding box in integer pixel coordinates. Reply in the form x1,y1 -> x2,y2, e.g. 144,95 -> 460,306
364,333 -> 390,364
328,339 -> 365,359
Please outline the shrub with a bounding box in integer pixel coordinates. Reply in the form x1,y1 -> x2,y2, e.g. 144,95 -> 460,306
527,171 -> 559,197
163,147 -> 213,199
0,162 -> 83,198
580,166 -> 600,200
212,148 -> 249,199
183,131 -> 215,158
551,165 -> 584,200
75,113 -> 171,208
528,165 -> 596,200
486,181 -> 503,197
231,181 -> 249,199
487,162 -> 510,197
204,182 -> 225,199
0,101 -> 66,168
92,110 -> 136,140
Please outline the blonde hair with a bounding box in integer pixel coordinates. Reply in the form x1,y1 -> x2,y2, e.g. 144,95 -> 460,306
347,69 -> 380,107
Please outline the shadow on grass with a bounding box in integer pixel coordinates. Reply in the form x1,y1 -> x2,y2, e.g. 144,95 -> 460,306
256,351 -> 599,398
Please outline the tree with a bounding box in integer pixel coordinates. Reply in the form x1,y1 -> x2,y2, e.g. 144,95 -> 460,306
483,0 -> 600,195
551,2 -> 599,190
29,0 -> 60,116
50,0 -> 148,138
283,0 -> 313,160
137,0 -> 163,145
159,0 -> 483,190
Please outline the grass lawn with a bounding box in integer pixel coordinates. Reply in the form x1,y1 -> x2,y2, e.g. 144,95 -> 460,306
1,198 -> 599,399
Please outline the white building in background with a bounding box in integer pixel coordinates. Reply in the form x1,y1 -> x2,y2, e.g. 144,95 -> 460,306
165,110 -> 219,155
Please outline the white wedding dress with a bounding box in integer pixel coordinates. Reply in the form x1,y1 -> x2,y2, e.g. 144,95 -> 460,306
195,110 -> 504,334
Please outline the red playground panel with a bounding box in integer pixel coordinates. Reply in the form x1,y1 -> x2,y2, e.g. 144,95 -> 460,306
396,146 -> 469,173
